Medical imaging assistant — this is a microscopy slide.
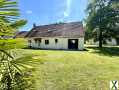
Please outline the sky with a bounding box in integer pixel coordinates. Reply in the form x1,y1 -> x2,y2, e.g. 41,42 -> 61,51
18,0 -> 88,31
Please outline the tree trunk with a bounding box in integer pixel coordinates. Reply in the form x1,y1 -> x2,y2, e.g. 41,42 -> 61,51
99,30 -> 103,48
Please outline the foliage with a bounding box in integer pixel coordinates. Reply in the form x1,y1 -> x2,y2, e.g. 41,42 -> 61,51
10,20 -> 27,29
0,50 -> 26,90
0,0 -> 27,37
0,0 -> 27,90
0,38 -> 27,50
0,0 -> 19,20
86,0 -> 119,47
0,48 -> 39,90
0,20 -> 14,37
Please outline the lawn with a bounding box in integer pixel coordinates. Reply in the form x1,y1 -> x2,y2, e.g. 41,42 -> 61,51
19,46 -> 119,90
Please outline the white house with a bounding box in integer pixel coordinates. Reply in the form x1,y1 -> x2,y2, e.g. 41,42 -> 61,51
25,22 -> 85,50
86,38 -> 118,46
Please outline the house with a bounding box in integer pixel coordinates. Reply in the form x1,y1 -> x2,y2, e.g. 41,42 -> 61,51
86,38 -> 118,46
25,22 -> 85,50
15,31 -> 28,38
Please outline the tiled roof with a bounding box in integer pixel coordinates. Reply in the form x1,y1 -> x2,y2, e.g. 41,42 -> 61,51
15,31 -> 28,38
25,22 -> 85,38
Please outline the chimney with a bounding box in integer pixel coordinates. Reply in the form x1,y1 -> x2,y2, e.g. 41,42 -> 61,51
33,23 -> 36,28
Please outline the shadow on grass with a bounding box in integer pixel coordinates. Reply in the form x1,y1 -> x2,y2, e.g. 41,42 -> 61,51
22,47 -> 88,51
87,46 -> 119,56
23,47 -> 88,52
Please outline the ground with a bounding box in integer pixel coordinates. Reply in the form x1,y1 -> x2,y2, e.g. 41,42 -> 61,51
18,46 -> 119,90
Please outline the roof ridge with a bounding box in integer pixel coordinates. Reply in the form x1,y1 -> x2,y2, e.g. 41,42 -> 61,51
34,21 -> 82,28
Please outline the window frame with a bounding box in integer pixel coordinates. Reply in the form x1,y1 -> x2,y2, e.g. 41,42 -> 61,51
55,39 -> 58,44
45,40 -> 49,45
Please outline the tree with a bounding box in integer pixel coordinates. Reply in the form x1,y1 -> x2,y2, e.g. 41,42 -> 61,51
0,0 -> 29,90
86,0 -> 119,47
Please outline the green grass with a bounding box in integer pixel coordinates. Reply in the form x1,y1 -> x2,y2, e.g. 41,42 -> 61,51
19,46 -> 119,90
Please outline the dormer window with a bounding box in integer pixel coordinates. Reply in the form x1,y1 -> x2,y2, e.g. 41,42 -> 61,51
48,29 -> 57,32
48,30 -> 52,32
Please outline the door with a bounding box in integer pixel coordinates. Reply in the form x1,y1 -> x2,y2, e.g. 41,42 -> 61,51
68,39 -> 78,49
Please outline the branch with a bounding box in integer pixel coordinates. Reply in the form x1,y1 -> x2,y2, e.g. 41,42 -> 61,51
0,49 -> 13,59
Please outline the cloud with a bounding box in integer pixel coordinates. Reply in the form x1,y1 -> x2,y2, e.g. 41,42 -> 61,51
63,0 -> 72,17
64,12 -> 69,17
26,10 -> 33,14
49,0 -> 73,22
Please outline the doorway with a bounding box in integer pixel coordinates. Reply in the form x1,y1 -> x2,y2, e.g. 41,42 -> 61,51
68,39 -> 78,49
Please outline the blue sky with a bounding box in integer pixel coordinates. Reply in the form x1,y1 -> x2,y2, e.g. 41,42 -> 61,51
19,0 -> 88,31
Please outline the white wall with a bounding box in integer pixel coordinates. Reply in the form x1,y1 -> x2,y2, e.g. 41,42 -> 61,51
28,37 -> 84,50
106,38 -> 117,46
86,38 -> 117,46
78,38 -> 84,50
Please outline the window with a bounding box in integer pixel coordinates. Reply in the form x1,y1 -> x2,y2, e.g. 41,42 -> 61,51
108,38 -> 112,42
34,38 -> 42,45
55,39 -> 58,44
45,40 -> 49,45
